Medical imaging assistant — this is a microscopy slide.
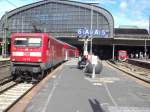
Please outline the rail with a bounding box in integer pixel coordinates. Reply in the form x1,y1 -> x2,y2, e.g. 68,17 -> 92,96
0,76 -> 12,86
0,82 -> 34,112
127,59 -> 150,69
0,60 -> 10,67
0,64 -> 11,82
107,60 -> 150,83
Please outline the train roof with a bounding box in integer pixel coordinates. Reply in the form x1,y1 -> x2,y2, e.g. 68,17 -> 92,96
11,32 -> 77,49
63,42 -> 76,49
11,32 -> 46,36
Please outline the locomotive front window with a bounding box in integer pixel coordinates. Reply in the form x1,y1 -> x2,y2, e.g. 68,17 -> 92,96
14,37 -> 41,47
119,52 -> 126,56
28,38 -> 41,47
14,38 -> 27,46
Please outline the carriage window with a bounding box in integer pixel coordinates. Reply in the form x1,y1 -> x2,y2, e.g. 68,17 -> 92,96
14,37 -> 42,47
119,52 -> 126,56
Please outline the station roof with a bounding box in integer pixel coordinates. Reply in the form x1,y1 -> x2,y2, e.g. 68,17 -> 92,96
0,0 -> 114,38
115,28 -> 148,35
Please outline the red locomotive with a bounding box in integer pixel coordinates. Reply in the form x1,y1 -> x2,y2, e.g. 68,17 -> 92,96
10,33 -> 78,81
118,50 -> 128,61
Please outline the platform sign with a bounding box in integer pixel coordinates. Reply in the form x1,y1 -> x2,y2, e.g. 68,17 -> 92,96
84,51 -> 88,56
92,55 -> 98,65
77,28 -> 108,38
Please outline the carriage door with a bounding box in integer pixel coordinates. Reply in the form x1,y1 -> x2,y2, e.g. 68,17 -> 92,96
52,46 -> 54,65
65,49 -> 68,60
47,39 -> 51,63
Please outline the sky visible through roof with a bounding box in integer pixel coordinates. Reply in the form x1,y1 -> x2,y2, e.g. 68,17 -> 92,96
0,0 -> 149,30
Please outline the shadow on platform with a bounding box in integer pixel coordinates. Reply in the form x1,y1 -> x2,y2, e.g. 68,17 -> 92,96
89,99 -> 105,112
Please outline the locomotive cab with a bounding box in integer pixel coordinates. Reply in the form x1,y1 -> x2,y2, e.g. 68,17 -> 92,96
12,37 -> 43,62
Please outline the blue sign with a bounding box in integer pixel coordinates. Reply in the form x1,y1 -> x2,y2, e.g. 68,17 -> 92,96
77,28 -> 109,37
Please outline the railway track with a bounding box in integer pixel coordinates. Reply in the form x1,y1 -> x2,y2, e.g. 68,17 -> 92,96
0,59 -> 65,112
0,64 -> 10,68
0,60 -> 10,67
117,62 -> 150,78
0,61 -> 34,112
0,63 -> 53,112
0,63 -> 10,68
108,60 -> 150,83
0,64 -> 11,83
0,76 -> 12,85
0,76 -> 14,93
0,82 -> 34,112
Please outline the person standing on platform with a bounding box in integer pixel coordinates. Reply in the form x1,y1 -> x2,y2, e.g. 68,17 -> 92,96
135,53 -> 139,59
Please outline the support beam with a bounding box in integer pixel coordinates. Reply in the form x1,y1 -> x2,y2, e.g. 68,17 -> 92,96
112,44 -> 115,60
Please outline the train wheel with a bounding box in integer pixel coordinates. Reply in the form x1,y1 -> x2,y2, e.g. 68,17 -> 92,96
12,73 -> 22,82
45,70 -> 49,76
11,73 -> 17,80
41,70 -> 45,78
38,70 -> 45,80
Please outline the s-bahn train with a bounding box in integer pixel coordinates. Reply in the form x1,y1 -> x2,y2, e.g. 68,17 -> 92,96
10,33 -> 79,81
118,50 -> 128,61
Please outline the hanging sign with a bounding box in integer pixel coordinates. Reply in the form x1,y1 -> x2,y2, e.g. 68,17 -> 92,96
77,28 -> 108,37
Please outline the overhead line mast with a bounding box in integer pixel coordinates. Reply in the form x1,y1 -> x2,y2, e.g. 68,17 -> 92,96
5,0 -> 17,7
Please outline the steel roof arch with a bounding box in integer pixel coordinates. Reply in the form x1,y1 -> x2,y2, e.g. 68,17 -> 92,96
0,0 -> 114,38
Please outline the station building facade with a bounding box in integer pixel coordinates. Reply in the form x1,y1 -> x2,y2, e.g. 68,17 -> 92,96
0,0 -> 149,59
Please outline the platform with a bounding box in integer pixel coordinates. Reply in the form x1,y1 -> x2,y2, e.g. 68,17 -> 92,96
0,56 -> 10,61
128,58 -> 150,64
25,59 -> 150,112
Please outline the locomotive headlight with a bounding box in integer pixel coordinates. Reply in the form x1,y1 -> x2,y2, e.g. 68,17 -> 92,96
13,47 -> 16,51
38,59 -> 41,62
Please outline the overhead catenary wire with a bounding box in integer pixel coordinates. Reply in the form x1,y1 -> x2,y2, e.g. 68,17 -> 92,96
5,0 -> 17,7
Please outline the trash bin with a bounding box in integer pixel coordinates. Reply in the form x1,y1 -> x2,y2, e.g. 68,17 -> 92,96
85,60 -> 103,74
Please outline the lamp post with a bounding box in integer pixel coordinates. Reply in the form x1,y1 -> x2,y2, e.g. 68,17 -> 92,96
78,3 -> 98,58
144,38 -> 147,59
2,12 -> 8,58
87,3 -> 99,79
90,4 -> 94,55
88,3 -> 99,55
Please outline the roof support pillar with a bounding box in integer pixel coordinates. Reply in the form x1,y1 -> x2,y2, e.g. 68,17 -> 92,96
112,44 -> 115,60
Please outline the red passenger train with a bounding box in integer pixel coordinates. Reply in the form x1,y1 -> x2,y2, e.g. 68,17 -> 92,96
118,50 -> 128,61
10,33 -> 78,81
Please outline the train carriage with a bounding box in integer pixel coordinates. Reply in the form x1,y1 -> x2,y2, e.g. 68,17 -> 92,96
63,43 -> 79,60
